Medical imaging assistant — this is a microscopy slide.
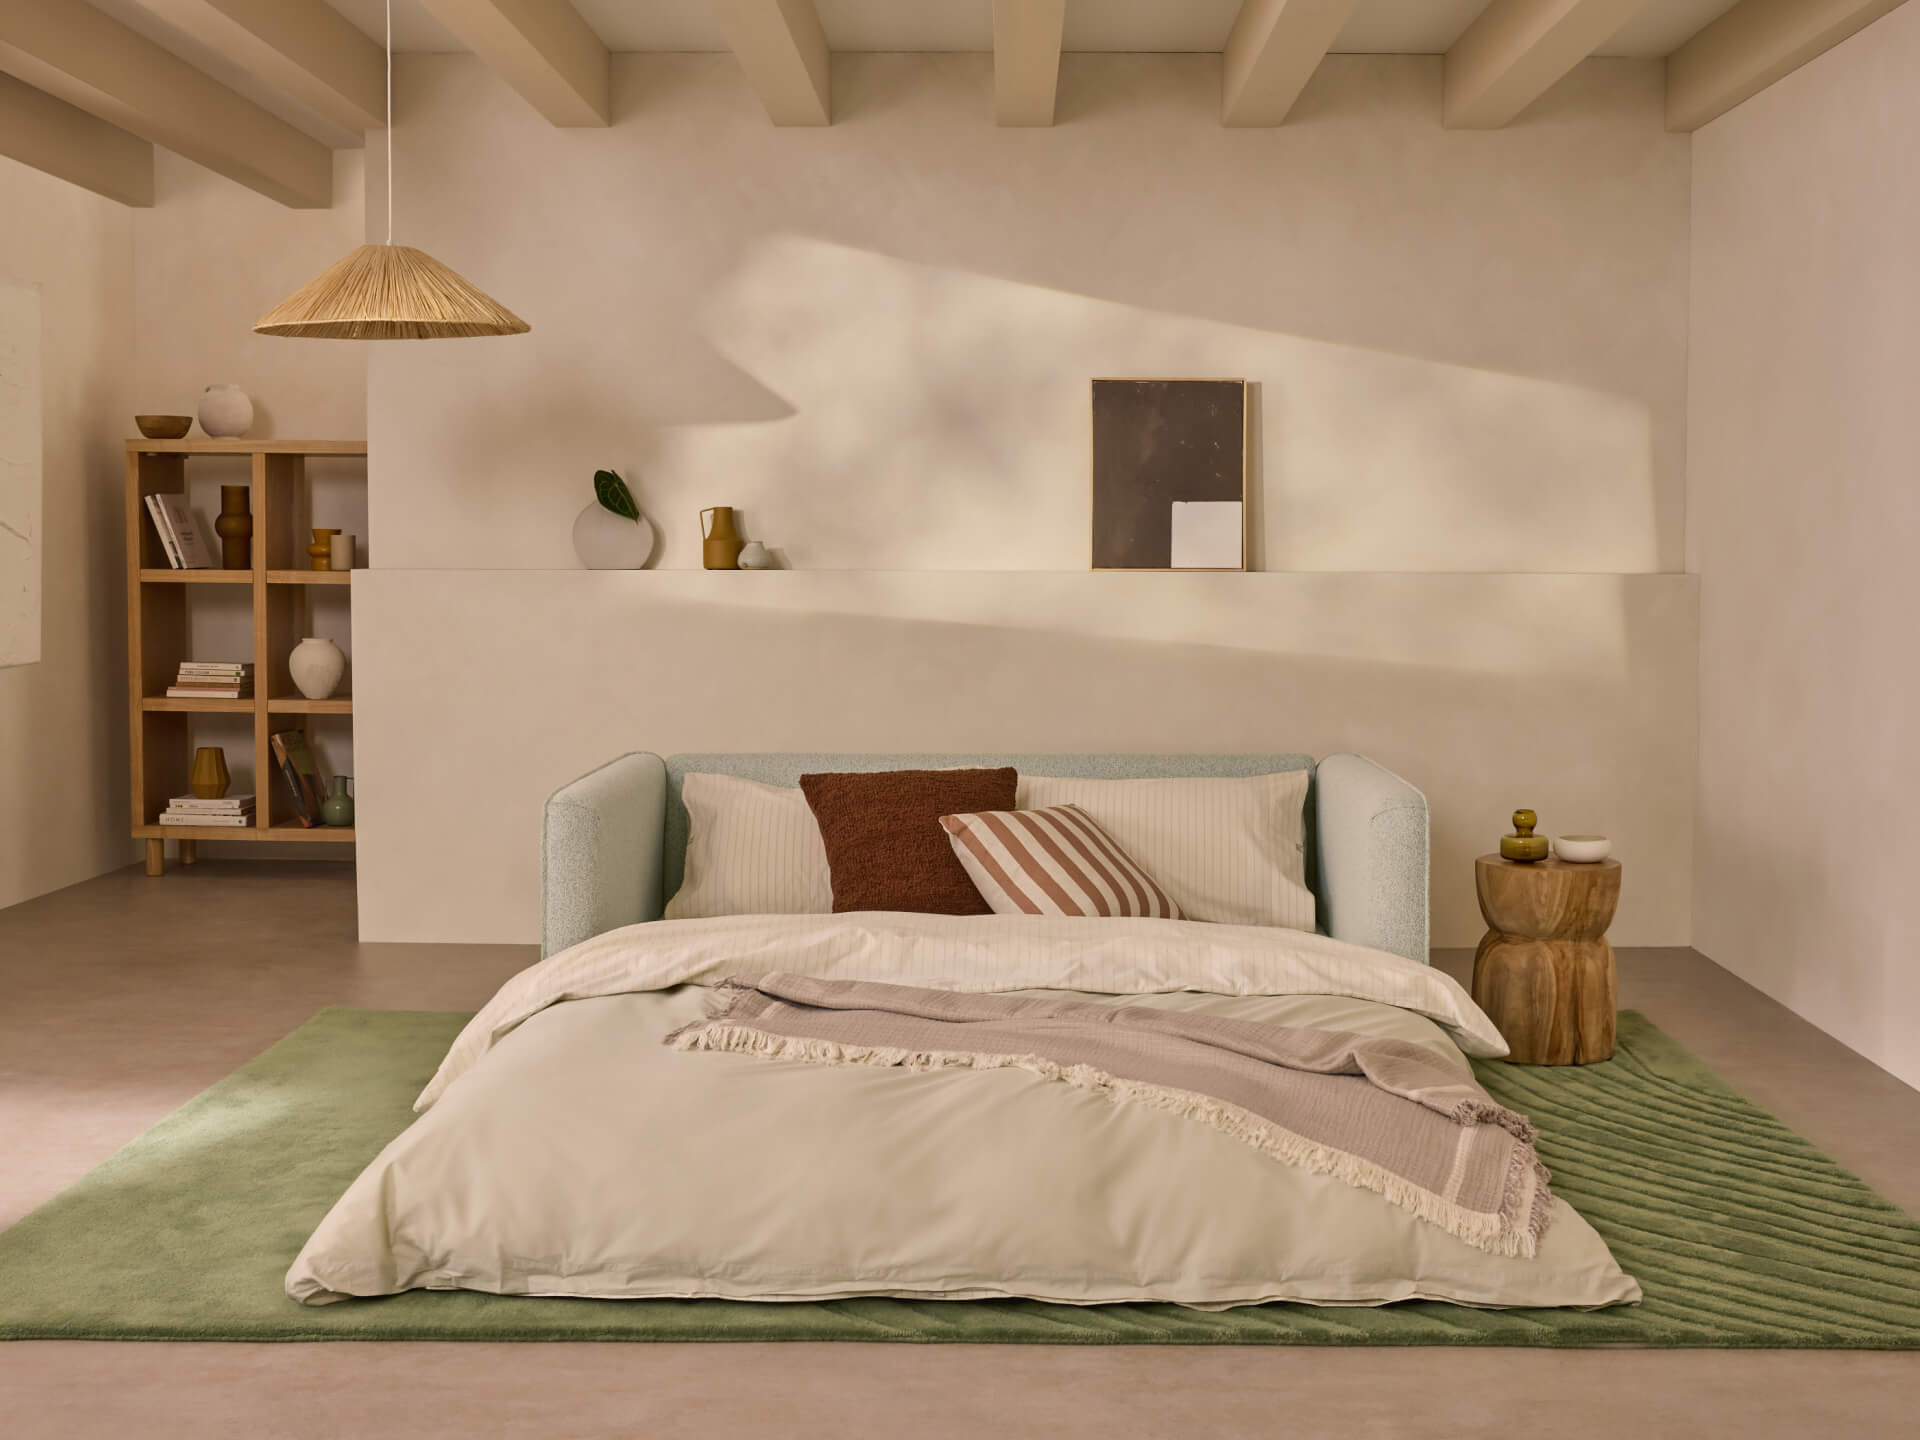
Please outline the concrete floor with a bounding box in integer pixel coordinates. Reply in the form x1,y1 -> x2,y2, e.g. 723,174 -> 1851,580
3,861 -> 1919,1438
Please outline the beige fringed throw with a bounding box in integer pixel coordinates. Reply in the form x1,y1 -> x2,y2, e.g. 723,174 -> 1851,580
668,974 -> 1554,1258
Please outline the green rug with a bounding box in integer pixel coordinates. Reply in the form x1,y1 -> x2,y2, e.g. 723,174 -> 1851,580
3,1007 -> 1919,1346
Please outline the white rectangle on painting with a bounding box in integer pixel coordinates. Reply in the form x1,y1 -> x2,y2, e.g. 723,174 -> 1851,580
1170,501 -> 1243,570
0,281 -> 41,667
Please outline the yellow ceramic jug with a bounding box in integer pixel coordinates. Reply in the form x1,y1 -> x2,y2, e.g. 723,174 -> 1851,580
701,506 -> 745,570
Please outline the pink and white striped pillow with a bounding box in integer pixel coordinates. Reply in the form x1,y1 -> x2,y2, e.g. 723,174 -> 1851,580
939,804 -> 1184,920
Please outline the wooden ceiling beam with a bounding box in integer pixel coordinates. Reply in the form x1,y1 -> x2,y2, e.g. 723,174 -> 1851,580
1444,0 -> 1653,129
1222,0 -> 1364,126
128,0 -> 386,137
992,0 -> 1065,127
706,0 -> 831,126
0,0 -> 332,206
1667,0 -> 1910,132
416,0 -> 609,127
0,70 -> 152,206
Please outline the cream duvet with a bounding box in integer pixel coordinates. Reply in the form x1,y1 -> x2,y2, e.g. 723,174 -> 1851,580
287,913 -> 1641,1310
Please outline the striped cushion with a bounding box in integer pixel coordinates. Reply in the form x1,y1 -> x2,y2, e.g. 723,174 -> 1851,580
940,805 -> 1184,920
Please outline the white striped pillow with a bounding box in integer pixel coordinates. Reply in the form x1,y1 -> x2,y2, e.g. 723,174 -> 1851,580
665,773 -> 832,919
940,804 -> 1184,920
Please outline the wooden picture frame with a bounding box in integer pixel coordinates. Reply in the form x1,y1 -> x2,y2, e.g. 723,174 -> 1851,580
1090,378 -> 1248,572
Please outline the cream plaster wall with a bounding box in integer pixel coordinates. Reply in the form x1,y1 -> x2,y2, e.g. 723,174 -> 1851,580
1689,4 -> 1920,1089
0,157 -> 133,911
350,51 -> 1698,947
371,52 -> 1689,573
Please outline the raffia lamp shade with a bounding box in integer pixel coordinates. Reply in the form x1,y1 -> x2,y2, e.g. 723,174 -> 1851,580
252,244 -> 529,340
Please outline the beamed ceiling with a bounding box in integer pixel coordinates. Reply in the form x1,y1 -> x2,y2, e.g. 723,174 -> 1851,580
1,0 -> 1910,206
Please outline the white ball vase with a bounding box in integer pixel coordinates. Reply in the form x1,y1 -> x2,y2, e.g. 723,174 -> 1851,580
572,502 -> 656,569
197,385 -> 254,438
289,636 -> 345,700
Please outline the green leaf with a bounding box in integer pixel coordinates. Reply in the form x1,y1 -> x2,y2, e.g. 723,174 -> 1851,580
594,469 -> 639,521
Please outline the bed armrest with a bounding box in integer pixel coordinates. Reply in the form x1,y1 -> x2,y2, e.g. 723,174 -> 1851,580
1314,753 -> 1430,965
541,752 -> 667,958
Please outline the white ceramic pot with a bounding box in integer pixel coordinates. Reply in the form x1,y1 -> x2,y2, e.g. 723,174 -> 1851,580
737,541 -> 772,570
572,501 -> 656,569
1553,835 -> 1613,863
289,636 -> 345,700
197,385 -> 254,439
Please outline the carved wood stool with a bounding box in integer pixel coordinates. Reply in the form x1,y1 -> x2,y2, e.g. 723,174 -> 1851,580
1472,855 -> 1621,1065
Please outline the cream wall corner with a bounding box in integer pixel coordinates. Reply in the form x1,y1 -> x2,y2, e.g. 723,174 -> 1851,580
0,158 -> 133,911
1689,2 -> 1920,1089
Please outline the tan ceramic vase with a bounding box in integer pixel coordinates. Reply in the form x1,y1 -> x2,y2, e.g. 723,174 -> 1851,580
308,527 -> 338,571
701,507 -> 745,570
189,746 -> 231,800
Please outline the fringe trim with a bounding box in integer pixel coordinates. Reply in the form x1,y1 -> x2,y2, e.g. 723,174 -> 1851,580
668,1015 -> 1551,1259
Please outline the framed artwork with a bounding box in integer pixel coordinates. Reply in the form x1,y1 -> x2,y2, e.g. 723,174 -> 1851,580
1090,378 -> 1247,572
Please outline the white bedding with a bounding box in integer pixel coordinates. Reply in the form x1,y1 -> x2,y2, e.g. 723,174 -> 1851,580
290,914 -> 1639,1311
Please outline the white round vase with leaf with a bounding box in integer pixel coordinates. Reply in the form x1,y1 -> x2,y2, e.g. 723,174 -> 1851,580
289,637 -> 345,700
572,468 -> 655,569
197,385 -> 254,438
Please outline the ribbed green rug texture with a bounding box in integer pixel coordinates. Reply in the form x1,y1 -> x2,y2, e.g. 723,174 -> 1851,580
3,1007 -> 1920,1346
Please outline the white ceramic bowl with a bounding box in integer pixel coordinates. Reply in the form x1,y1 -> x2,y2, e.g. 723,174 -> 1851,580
1553,835 -> 1612,864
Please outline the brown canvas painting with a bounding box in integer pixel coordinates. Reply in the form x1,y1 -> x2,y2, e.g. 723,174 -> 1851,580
1091,378 -> 1247,571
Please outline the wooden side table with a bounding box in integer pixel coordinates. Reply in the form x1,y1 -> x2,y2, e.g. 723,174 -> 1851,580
1472,855 -> 1620,1065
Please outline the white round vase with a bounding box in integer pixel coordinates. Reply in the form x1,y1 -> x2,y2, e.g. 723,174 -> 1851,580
572,501 -> 656,569
197,385 -> 254,438
737,541 -> 772,570
289,636 -> 345,700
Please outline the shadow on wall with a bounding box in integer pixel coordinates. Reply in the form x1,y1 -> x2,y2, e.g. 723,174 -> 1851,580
351,570 -> 1695,948
374,235 -> 1659,574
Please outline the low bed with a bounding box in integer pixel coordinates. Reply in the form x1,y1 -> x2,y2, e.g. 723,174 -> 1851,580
287,753 -> 1639,1313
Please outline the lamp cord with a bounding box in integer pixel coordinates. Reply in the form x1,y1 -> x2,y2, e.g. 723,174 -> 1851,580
385,0 -> 394,246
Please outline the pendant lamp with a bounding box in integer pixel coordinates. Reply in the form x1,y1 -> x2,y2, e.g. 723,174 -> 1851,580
254,0 -> 528,340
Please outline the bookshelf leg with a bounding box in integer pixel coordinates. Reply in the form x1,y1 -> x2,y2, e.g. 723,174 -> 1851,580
144,839 -> 164,876
179,840 -> 198,866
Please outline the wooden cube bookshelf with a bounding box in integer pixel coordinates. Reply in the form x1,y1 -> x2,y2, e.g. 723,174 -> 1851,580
126,438 -> 364,873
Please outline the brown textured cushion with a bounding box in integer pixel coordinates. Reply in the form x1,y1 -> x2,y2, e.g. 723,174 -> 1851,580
799,768 -> 1018,915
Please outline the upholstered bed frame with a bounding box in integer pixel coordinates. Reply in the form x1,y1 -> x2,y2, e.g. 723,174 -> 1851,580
540,752 -> 1430,964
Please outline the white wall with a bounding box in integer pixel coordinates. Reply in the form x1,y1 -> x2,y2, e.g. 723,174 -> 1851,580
354,52 -> 1697,947
372,53 -> 1690,574
0,157 -> 133,910
1690,3 -> 1920,1087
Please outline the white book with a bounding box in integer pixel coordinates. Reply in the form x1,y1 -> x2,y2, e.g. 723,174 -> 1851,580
154,493 -> 214,569
165,687 -> 250,698
178,664 -> 251,674
168,794 -> 254,809
144,495 -> 183,569
159,813 -> 253,827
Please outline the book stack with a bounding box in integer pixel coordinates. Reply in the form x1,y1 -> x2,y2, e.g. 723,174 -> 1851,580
143,493 -> 215,569
159,794 -> 255,827
167,662 -> 253,700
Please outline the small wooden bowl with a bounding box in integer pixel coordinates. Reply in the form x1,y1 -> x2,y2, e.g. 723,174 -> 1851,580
135,415 -> 193,439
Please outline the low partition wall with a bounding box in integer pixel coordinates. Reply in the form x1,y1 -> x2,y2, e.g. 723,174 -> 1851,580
353,571 -> 1697,948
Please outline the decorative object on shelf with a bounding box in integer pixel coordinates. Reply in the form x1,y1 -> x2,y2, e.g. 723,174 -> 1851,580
160,793 -> 253,827
1499,809 -> 1549,863
188,746 -> 231,800
1553,834 -> 1613,864
321,776 -> 354,828
1091,378 -> 1248,571
572,469 -> 655,569
329,532 -> 356,571
308,527 -> 339,571
737,540 -> 772,570
196,385 -> 253,438
701,506 -> 745,570
144,493 -> 213,569
269,729 -> 323,827
167,661 -> 252,699
1473,854 -> 1622,1065
215,485 -> 252,569
253,1 -> 527,342
288,636 -> 345,700
134,414 -> 191,440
